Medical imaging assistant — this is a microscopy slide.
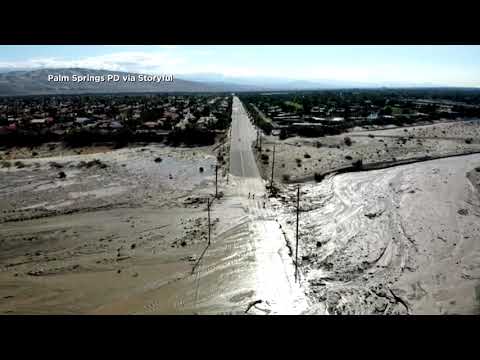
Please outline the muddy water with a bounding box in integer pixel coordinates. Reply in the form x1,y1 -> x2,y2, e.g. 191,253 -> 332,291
277,153 -> 480,314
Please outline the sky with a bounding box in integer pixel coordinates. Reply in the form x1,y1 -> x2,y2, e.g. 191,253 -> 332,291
0,45 -> 479,86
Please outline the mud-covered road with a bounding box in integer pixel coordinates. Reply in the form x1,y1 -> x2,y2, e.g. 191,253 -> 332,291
93,97 -> 310,314
224,97 -> 310,314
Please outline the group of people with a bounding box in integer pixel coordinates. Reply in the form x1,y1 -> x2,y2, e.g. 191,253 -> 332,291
248,192 -> 267,208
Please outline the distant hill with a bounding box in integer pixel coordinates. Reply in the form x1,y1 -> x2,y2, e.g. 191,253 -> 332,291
0,68 -> 260,96
0,68 -> 474,96
177,73 -> 474,90
178,73 -> 380,90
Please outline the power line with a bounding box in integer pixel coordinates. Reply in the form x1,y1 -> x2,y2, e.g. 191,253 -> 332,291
207,197 -> 211,246
270,144 -> 276,189
215,164 -> 218,198
295,184 -> 300,282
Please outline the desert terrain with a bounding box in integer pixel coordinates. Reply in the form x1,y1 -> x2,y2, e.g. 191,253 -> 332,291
0,141 -> 231,314
256,119 -> 480,183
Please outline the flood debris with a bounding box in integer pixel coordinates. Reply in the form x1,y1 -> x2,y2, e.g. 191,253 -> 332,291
245,299 -> 263,313
76,159 -> 108,169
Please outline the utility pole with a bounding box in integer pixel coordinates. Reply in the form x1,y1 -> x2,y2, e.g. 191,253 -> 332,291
207,197 -> 211,246
259,132 -> 262,152
295,184 -> 300,282
270,144 -> 276,189
215,164 -> 218,198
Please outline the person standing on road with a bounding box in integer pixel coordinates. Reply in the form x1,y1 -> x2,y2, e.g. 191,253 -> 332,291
248,192 -> 250,199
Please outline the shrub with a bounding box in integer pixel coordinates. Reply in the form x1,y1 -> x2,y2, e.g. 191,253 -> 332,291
58,171 -> 66,179
368,134 -> 375,138
465,138 -> 473,144
154,157 -> 162,163
352,159 -> 363,169
14,161 -> 25,168
78,159 -> 108,169
344,137 -> 352,146
304,153 -> 311,159
199,167 -> 204,173
261,154 -> 269,161
314,172 -> 324,182
1,161 -> 11,168
345,155 -> 353,160
49,162 -> 63,169
282,174 -> 291,182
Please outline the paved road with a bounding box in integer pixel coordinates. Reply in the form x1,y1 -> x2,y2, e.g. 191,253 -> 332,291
229,97 -> 261,179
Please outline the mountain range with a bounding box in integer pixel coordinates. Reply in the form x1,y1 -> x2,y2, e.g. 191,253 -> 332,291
0,68 -> 466,96
0,68 -> 261,96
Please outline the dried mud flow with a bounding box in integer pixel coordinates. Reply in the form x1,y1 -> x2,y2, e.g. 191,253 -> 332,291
274,154 -> 480,314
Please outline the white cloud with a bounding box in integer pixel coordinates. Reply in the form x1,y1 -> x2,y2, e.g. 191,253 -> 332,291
0,49 -> 478,87
0,51 -> 273,79
0,51 -> 187,74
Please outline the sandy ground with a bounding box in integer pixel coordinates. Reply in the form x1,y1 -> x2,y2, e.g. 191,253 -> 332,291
273,153 -> 480,314
0,142 -> 116,160
0,143 -> 230,314
257,119 -> 480,183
